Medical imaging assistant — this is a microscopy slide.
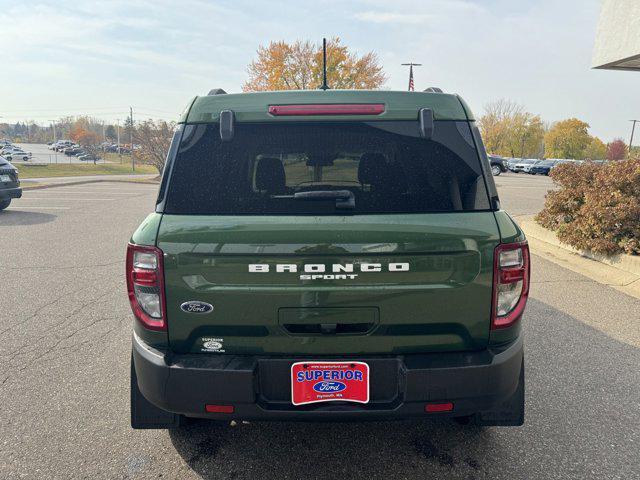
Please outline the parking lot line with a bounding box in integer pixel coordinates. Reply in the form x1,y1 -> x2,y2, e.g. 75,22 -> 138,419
6,206 -> 70,210
18,197 -> 129,201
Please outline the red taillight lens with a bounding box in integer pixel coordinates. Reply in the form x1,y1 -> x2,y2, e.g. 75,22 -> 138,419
126,243 -> 166,331
491,241 -> 530,329
268,103 -> 385,116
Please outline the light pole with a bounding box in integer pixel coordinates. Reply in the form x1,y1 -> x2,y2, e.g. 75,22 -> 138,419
629,119 -> 639,156
48,120 -> 57,142
116,119 -> 121,163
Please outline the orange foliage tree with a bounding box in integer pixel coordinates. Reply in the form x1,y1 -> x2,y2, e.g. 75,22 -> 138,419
243,37 -> 386,91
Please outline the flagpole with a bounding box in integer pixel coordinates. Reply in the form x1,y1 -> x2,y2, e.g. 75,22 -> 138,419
401,62 -> 422,91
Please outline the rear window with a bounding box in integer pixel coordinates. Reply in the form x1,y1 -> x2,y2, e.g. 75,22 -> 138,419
163,121 -> 491,215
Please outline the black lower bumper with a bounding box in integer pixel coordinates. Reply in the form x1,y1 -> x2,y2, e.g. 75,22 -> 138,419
132,334 -> 523,421
0,186 -> 22,200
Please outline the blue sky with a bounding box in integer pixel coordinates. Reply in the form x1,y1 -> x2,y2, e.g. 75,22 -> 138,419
0,0 -> 637,141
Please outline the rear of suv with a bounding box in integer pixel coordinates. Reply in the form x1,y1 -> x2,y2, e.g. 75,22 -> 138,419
129,89 -> 529,429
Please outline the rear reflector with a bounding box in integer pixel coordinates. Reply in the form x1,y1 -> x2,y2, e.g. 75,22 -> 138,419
425,402 -> 454,413
268,103 -> 385,116
205,404 -> 235,414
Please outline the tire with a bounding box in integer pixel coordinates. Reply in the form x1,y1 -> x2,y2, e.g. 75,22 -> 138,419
130,353 -> 183,429
0,199 -> 11,211
491,165 -> 501,176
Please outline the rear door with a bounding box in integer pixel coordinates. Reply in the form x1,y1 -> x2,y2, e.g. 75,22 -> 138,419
159,120 -> 500,355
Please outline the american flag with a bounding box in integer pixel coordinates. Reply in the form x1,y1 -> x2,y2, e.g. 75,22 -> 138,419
408,65 -> 414,91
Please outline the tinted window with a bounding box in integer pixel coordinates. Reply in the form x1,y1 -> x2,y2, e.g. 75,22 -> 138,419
164,121 -> 490,215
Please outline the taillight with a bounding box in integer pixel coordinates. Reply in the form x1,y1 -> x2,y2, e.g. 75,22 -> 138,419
491,241 -> 530,329
268,103 -> 385,116
126,243 -> 166,331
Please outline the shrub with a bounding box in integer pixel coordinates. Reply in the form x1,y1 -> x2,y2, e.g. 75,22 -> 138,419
535,158 -> 640,255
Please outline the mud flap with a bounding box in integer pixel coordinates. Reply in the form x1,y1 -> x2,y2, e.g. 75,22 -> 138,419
131,354 -> 182,429
474,359 -> 525,426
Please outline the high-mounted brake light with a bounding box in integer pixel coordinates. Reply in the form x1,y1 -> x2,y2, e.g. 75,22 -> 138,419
491,241 -> 530,329
126,244 -> 166,331
268,104 -> 385,116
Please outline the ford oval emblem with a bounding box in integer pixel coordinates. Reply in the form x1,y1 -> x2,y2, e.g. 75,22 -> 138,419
180,301 -> 214,314
313,381 -> 347,393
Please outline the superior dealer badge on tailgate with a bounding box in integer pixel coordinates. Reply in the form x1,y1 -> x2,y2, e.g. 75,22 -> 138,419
291,361 -> 369,406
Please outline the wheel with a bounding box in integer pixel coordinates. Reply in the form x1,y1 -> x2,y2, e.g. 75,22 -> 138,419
0,199 -> 11,211
491,165 -> 501,176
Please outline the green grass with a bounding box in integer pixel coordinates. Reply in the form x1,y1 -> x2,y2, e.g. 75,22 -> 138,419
17,158 -> 158,179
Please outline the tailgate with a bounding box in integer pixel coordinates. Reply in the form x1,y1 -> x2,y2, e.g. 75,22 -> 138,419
158,212 -> 500,355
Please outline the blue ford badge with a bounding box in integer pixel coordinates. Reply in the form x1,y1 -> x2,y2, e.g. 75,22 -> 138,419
180,301 -> 214,314
313,381 -> 347,393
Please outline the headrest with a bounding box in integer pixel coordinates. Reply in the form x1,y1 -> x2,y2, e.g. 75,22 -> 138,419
255,157 -> 286,193
358,153 -> 387,184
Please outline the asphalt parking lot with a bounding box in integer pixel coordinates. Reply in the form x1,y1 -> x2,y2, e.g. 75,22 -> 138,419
0,177 -> 638,479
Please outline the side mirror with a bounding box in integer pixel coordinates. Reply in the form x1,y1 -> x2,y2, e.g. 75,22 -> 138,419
219,110 -> 235,142
419,108 -> 434,139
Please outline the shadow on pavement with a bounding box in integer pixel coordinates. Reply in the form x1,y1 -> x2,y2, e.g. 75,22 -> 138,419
169,418 -> 493,480
0,210 -> 57,226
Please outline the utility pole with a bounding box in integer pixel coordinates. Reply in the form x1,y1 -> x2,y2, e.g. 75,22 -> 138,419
130,106 -> 135,172
102,121 -> 106,142
116,119 -> 121,163
401,62 -> 422,91
629,119 -> 639,156
48,120 -> 57,142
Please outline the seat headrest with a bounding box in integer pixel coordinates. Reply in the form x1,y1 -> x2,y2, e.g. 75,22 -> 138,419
358,153 -> 387,184
255,157 -> 286,193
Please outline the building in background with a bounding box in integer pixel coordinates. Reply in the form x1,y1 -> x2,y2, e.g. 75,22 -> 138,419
592,0 -> 640,71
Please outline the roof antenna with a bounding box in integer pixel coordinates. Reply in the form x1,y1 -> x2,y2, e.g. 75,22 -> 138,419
320,38 -> 330,90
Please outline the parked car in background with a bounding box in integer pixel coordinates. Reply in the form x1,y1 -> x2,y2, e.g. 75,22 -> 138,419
64,146 -> 84,156
0,156 -> 22,211
512,159 -> 537,173
4,150 -> 32,161
78,153 -> 100,162
488,155 -> 507,176
529,160 -> 557,175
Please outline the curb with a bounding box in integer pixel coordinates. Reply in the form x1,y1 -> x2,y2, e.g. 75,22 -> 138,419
21,177 -> 159,191
519,218 -> 640,300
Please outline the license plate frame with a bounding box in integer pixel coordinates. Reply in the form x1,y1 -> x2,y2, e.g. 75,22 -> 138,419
291,361 -> 370,406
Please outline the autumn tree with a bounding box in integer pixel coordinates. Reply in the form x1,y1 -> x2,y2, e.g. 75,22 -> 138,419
544,118 -> 591,159
478,99 -> 545,158
243,37 -> 386,91
133,120 -> 176,173
583,137 -> 607,160
607,138 -> 627,161
70,125 -> 100,150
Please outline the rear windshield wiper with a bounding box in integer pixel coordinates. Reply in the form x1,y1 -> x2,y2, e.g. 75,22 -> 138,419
272,190 -> 355,209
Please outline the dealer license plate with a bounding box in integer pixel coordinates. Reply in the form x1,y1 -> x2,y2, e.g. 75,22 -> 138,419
291,361 -> 369,406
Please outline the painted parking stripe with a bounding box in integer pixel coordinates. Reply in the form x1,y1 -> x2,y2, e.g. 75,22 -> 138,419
6,206 -> 70,210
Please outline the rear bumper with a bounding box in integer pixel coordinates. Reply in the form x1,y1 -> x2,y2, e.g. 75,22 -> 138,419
0,186 -> 22,200
132,333 -> 523,421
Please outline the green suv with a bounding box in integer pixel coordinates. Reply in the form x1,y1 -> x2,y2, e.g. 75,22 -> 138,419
129,89 -> 529,428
